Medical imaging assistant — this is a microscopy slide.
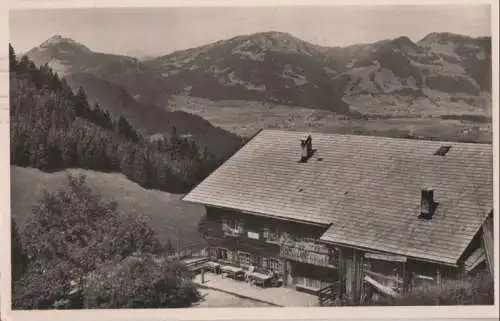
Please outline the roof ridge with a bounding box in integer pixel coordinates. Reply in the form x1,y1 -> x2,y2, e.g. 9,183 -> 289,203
259,129 -> 493,147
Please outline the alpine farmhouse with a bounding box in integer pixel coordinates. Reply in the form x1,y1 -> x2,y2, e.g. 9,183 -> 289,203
183,130 -> 493,304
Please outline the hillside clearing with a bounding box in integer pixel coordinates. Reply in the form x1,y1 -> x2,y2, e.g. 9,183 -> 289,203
10,166 -> 206,250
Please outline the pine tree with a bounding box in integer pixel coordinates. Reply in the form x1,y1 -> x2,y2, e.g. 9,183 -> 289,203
73,87 -> 92,119
9,43 -> 17,72
131,147 -> 149,187
18,55 -> 31,71
116,116 -> 139,142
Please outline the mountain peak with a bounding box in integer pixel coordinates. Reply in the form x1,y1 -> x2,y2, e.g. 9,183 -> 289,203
245,31 -> 304,44
254,30 -> 295,38
390,36 -> 419,50
418,32 -> 477,45
226,30 -> 321,57
42,34 -> 77,45
392,36 -> 414,44
39,34 -> 91,52
370,35 -> 420,55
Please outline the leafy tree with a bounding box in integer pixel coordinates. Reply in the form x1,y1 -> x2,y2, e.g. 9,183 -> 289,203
12,174 -> 162,309
83,252 -> 200,308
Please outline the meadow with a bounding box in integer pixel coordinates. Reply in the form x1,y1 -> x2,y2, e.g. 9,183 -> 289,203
10,166 -> 206,250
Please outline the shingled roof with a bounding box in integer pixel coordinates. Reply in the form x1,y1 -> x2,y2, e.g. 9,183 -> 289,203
183,130 -> 493,266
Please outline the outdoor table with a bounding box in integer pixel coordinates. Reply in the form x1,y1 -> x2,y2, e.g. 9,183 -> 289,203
248,271 -> 273,287
205,261 -> 221,274
221,265 -> 245,280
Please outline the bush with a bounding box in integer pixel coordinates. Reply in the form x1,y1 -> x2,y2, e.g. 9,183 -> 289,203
12,258 -> 77,309
11,218 -> 27,283
83,252 -> 201,308
375,270 -> 494,306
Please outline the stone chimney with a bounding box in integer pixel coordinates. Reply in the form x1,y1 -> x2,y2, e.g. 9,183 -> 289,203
300,135 -> 312,162
420,188 -> 435,219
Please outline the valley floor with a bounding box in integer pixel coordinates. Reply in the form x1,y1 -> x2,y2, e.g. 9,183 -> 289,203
167,97 -> 491,143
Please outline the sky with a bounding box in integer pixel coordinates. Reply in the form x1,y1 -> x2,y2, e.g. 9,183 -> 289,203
9,5 -> 491,58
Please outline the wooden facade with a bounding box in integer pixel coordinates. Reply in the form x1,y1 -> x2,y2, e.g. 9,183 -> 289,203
343,248 -> 481,304
337,247 -> 364,303
200,205 -> 488,305
202,206 -> 340,294
482,214 -> 494,276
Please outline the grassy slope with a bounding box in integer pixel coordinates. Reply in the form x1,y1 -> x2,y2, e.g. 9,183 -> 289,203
10,166 -> 206,250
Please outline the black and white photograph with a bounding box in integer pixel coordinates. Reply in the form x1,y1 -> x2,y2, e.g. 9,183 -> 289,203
2,1 -> 498,318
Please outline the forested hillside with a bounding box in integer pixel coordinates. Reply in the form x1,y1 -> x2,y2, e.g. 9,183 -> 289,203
9,44 -> 207,309
9,44 -> 238,193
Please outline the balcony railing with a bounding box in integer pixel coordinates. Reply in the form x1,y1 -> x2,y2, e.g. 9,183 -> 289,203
280,244 -> 337,268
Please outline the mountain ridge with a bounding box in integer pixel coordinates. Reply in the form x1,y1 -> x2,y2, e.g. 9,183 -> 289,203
24,31 -> 492,120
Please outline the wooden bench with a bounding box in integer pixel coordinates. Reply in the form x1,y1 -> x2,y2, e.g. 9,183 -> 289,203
221,265 -> 245,281
205,261 -> 222,274
248,271 -> 273,287
295,284 -> 321,295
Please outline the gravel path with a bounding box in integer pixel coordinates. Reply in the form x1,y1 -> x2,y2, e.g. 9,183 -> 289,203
193,288 -> 274,308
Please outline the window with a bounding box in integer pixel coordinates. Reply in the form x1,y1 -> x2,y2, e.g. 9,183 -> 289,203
239,251 -> 252,267
227,250 -> 234,263
207,247 -> 217,258
261,257 -> 268,270
329,249 -> 339,266
267,258 -> 284,273
297,231 -> 316,243
236,220 -> 244,232
263,227 -> 281,242
222,217 -> 244,235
